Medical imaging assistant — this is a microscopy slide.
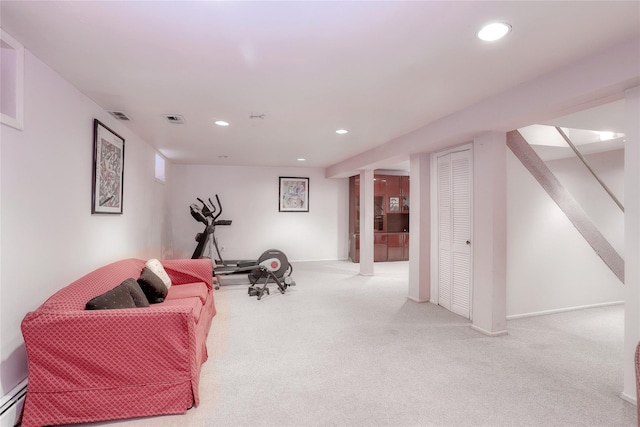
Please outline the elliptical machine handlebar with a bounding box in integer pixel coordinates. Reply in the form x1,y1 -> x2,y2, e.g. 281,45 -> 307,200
192,195 -> 231,225
204,195 -> 228,224
213,195 -> 223,221
196,197 -> 216,219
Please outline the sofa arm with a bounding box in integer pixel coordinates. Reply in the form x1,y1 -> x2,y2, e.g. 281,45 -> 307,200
635,341 -> 639,422
21,306 -> 197,393
161,258 -> 213,290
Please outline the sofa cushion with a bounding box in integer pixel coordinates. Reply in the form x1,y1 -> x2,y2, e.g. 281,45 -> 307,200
165,282 -> 208,304
145,258 -> 172,289
137,266 -> 168,303
159,297 -> 203,323
85,278 -> 150,310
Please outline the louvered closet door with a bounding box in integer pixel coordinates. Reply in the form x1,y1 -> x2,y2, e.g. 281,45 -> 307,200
437,149 -> 472,319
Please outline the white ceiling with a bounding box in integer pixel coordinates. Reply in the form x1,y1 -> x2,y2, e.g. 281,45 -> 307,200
521,100 -> 627,161
1,1 -> 639,169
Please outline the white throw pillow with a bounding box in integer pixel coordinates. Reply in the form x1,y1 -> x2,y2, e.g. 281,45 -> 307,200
145,258 -> 172,289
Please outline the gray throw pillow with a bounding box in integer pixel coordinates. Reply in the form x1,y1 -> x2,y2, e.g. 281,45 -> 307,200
137,266 -> 168,303
86,278 -> 150,310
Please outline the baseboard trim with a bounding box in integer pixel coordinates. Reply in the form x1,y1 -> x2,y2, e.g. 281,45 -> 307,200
407,296 -> 429,303
620,392 -> 637,406
506,301 -> 624,320
291,258 -> 350,263
1,379 -> 27,427
471,324 -> 509,337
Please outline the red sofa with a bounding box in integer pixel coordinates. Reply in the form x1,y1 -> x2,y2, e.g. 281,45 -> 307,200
636,341 -> 639,424
20,258 -> 216,427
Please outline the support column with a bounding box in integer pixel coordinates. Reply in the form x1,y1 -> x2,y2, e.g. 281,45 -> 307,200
471,132 -> 508,336
408,153 -> 431,302
622,86 -> 639,404
359,169 -> 374,276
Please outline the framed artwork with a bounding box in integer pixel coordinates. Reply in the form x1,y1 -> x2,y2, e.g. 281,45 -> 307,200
92,119 -> 125,214
279,177 -> 309,212
389,196 -> 400,211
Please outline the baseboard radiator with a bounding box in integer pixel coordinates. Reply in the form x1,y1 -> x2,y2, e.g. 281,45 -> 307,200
0,380 -> 27,427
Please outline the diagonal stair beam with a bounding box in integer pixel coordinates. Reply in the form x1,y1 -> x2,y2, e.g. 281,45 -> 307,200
507,130 -> 624,283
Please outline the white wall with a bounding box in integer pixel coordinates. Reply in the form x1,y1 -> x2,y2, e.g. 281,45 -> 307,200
506,150 -> 624,317
622,85 -> 639,403
0,50 -> 172,397
546,149 -> 625,255
472,133 -> 507,335
171,165 -> 349,262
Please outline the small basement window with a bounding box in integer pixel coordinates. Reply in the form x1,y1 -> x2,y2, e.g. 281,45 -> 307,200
155,153 -> 166,183
1,29 -> 24,130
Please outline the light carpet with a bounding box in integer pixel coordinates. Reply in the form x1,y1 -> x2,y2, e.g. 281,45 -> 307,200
74,260 -> 636,427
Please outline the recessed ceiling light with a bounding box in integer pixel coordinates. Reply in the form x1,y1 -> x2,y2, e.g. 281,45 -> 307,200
477,22 -> 511,41
214,120 -> 229,126
297,158 -> 306,162
336,129 -> 348,134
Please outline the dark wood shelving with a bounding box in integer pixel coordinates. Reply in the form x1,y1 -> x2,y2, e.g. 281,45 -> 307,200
348,174 -> 410,262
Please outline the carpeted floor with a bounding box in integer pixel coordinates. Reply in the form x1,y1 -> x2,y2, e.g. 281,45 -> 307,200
76,260 -> 636,427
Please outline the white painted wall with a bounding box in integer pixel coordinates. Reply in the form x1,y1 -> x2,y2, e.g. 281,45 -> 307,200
0,50 -> 172,398
546,149 -> 625,255
408,153 -> 430,302
506,150 -> 625,317
170,165 -> 349,262
622,85 -> 639,404
472,133 -> 507,336
358,169 -> 374,275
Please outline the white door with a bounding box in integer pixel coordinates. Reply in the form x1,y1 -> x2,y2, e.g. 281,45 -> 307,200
437,149 -> 472,318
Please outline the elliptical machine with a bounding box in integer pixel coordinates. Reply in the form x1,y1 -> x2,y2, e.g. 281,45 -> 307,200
190,196 -> 249,271
190,195 -> 295,298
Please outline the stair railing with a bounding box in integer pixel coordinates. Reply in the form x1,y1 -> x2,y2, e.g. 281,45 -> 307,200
554,126 -> 624,212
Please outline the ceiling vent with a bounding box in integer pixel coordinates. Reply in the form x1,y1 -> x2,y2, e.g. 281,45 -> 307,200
164,114 -> 185,124
106,110 -> 131,121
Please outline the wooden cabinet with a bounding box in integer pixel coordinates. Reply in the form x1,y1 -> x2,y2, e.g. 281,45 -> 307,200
349,174 -> 410,262
349,233 -> 359,262
374,176 -> 388,195
387,233 -> 403,261
401,177 -> 410,212
385,176 -> 401,202
349,177 -> 360,235
374,234 -> 388,262
387,233 -> 410,261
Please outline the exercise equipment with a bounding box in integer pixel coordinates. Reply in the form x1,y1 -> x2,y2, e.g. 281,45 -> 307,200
190,195 -> 296,297
190,196 -> 247,270
247,250 -> 296,300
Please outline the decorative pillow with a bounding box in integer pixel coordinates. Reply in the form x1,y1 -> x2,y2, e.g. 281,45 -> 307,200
86,278 -> 150,310
122,278 -> 150,308
137,266 -> 168,303
145,258 -> 172,290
